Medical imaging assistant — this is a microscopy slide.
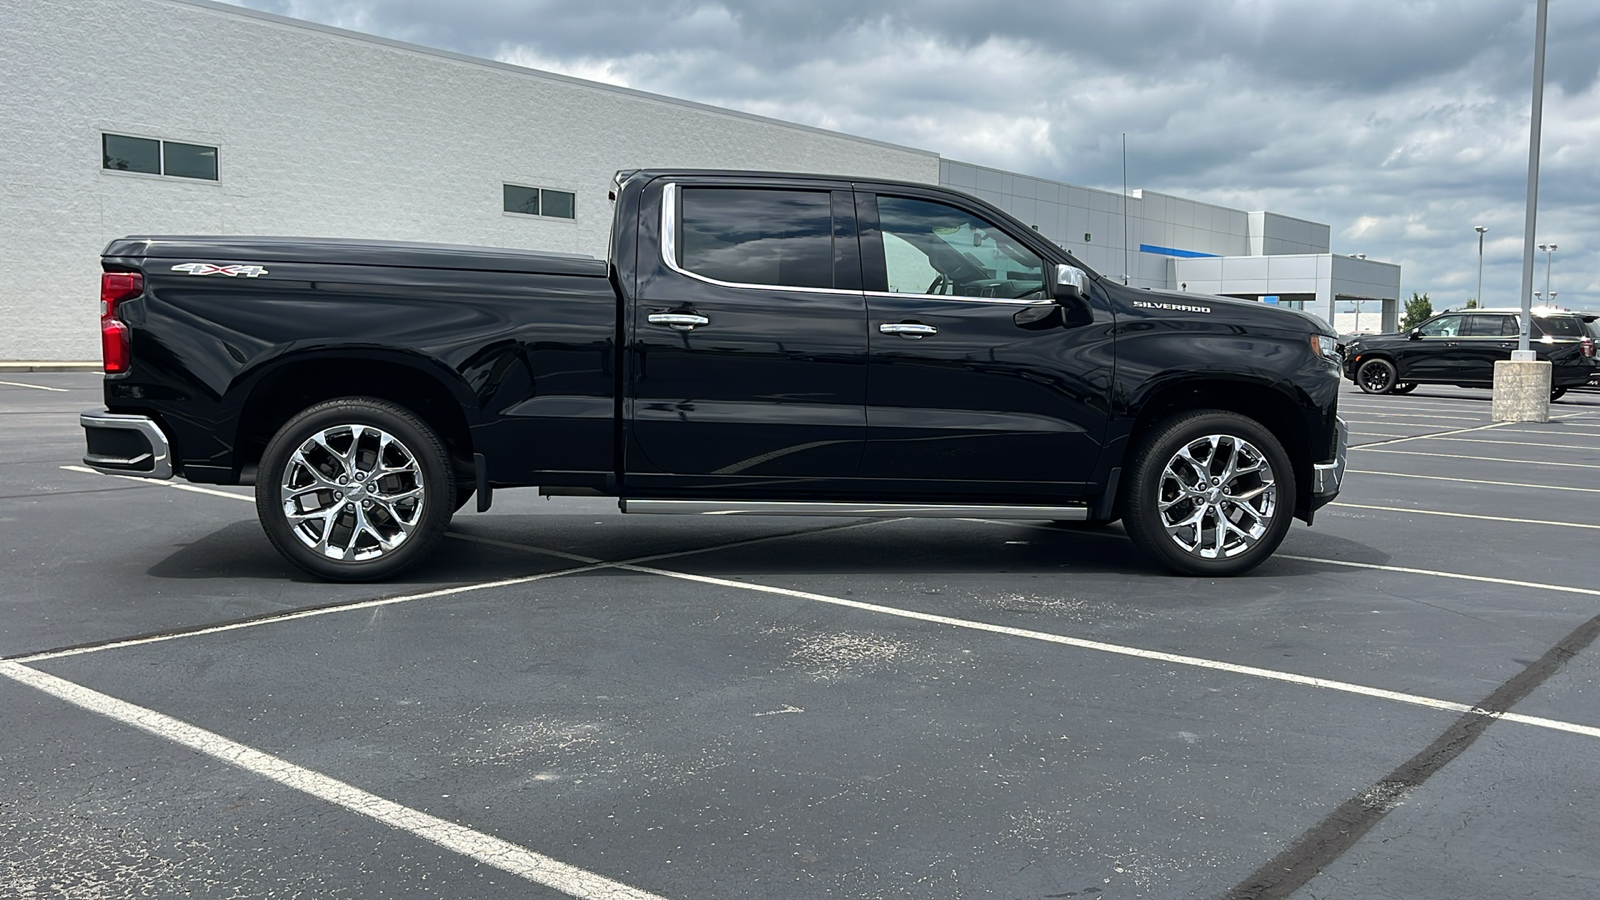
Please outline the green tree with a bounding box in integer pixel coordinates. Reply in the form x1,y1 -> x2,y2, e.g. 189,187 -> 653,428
1400,292 -> 1433,331
1464,297 -> 1479,309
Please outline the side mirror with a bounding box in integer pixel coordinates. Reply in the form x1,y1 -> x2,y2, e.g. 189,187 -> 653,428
1409,329 -> 1423,340
1050,264 -> 1088,303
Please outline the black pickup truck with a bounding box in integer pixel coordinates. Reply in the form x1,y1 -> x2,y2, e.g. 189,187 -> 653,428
82,169 -> 1346,579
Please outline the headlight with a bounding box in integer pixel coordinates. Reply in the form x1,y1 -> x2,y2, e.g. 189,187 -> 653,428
1311,334 -> 1339,361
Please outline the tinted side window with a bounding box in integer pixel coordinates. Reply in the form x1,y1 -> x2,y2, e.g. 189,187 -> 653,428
876,196 -> 1045,300
1463,314 -> 1516,336
1534,316 -> 1585,338
678,188 -> 834,289
1418,315 -> 1463,337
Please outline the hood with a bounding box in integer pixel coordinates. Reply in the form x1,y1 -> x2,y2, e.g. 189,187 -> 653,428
1112,283 -> 1335,335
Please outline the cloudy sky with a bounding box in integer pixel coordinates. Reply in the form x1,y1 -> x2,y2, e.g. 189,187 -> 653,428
231,0 -> 1599,311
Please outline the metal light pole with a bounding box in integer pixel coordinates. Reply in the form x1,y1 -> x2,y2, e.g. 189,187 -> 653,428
1475,225 -> 1488,307
1539,243 -> 1558,302
1494,0 -> 1551,423
1516,0 -> 1549,355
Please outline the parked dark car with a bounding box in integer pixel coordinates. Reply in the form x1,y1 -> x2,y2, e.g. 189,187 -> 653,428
81,169 -> 1346,580
1343,307 -> 1597,397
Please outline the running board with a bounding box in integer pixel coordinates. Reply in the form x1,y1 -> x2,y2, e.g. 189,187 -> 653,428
619,500 -> 1088,519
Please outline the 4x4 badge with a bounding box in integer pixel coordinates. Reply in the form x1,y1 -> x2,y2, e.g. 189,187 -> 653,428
172,263 -> 269,278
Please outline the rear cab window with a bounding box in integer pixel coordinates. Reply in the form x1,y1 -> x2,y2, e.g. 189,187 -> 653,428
675,187 -> 835,289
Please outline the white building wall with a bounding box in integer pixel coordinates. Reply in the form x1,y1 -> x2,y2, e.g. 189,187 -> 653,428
1,0 -> 939,360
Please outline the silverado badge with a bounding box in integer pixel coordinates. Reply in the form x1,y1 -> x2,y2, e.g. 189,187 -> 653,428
1133,299 -> 1211,314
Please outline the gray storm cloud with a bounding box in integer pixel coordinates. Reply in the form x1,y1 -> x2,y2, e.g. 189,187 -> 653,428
236,0 -> 1600,306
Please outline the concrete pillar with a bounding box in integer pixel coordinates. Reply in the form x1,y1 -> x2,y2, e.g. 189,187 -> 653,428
1492,357 -> 1552,423
1315,278 -> 1334,331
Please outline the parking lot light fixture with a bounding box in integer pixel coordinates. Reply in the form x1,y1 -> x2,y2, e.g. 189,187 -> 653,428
1539,243 -> 1558,302
1475,226 -> 1488,308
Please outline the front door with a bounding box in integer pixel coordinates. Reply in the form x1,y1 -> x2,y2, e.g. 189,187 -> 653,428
626,182 -> 868,494
854,191 -> 1114,500
1403,314 -> 1466,382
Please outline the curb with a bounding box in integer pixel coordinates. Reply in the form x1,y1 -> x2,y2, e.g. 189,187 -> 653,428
0,362 -> 101,373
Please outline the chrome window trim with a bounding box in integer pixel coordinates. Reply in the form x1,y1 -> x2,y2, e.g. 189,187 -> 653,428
864,290 -> 1055,307
659,182 -> 863,297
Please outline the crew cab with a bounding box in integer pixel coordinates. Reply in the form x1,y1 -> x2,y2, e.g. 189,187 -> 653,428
82,169 -> 1346,579
1344,306 -> 1598,398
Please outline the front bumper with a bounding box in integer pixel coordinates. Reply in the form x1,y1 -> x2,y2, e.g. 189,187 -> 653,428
81,409 -> 173,479
1310,416 -> 1347,507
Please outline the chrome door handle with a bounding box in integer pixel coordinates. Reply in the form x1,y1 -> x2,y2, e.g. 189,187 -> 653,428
648,313 -> 710,331
879,322 -> 938,338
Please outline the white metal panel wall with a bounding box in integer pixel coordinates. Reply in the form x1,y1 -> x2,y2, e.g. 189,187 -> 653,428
0,0 -> 939,359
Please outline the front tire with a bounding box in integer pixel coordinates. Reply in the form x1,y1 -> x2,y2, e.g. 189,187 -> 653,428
1552,387 -> 1568,401
1356,358 -> 1398,394
256,397 -> 456,582
1123,411 -> 1295,576
1391,382 -> 1417,394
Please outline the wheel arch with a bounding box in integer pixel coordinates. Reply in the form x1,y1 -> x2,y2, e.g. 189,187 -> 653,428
231,349 -> 477,483
1121,377 -> 1318,522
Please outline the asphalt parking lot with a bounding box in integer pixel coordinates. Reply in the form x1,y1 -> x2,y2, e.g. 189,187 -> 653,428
5,373 -> 1600,899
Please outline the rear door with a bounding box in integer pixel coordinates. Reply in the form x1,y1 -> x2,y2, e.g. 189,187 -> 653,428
854,189 -> 1114,500
1454,313 -> 1519,383
625,180 -> 868,494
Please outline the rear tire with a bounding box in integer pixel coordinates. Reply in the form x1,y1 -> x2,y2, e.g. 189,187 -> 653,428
1552,387 -> 1568,401
256,397 -> 455,582
1391,382 -> 1417,394
1123,411 -> 1295,576
1356,358 -> 1398,394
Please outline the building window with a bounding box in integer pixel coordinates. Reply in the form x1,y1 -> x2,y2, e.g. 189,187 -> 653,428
162,141 -> 218,180
503,184 -> 576,219
102,134 -> 159,175
102,133 -> 218,181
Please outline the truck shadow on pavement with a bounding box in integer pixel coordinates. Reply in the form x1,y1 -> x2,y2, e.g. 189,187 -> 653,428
143,518 -> 1394,584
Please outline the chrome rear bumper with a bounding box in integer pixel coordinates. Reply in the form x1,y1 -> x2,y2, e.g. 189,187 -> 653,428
80,409 -> 173,479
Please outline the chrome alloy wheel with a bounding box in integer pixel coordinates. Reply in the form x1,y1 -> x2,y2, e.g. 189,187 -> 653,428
279,424 -> 425,561
1156,433 -> 1277,560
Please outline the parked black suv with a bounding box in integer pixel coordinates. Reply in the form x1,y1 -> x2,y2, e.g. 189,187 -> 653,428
1343,307 -> 1597,397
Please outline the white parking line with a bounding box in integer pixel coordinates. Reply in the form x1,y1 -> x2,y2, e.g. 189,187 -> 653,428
1277,554 -> 1600,601
0,661 -> 669,900
1342,420 -> 1481,429
616,563 -> 1600,741
1354,448 -> 1600,469
1496,426 -> 1600,436
1339,411 -> 1482,421
1347,469 -> 1600,494
60,465 -> 254,502
0,380 -> 70,392
1349,421 -> 1508,448
1330,502 -> 1600,531
1340,401 -> 1487,414
12,568 -> 605,663
1428,436 -> 1600,452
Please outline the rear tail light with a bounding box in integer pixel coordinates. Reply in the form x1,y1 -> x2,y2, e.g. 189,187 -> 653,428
100,271 -> 143,374
1582,337 -> 1595,358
